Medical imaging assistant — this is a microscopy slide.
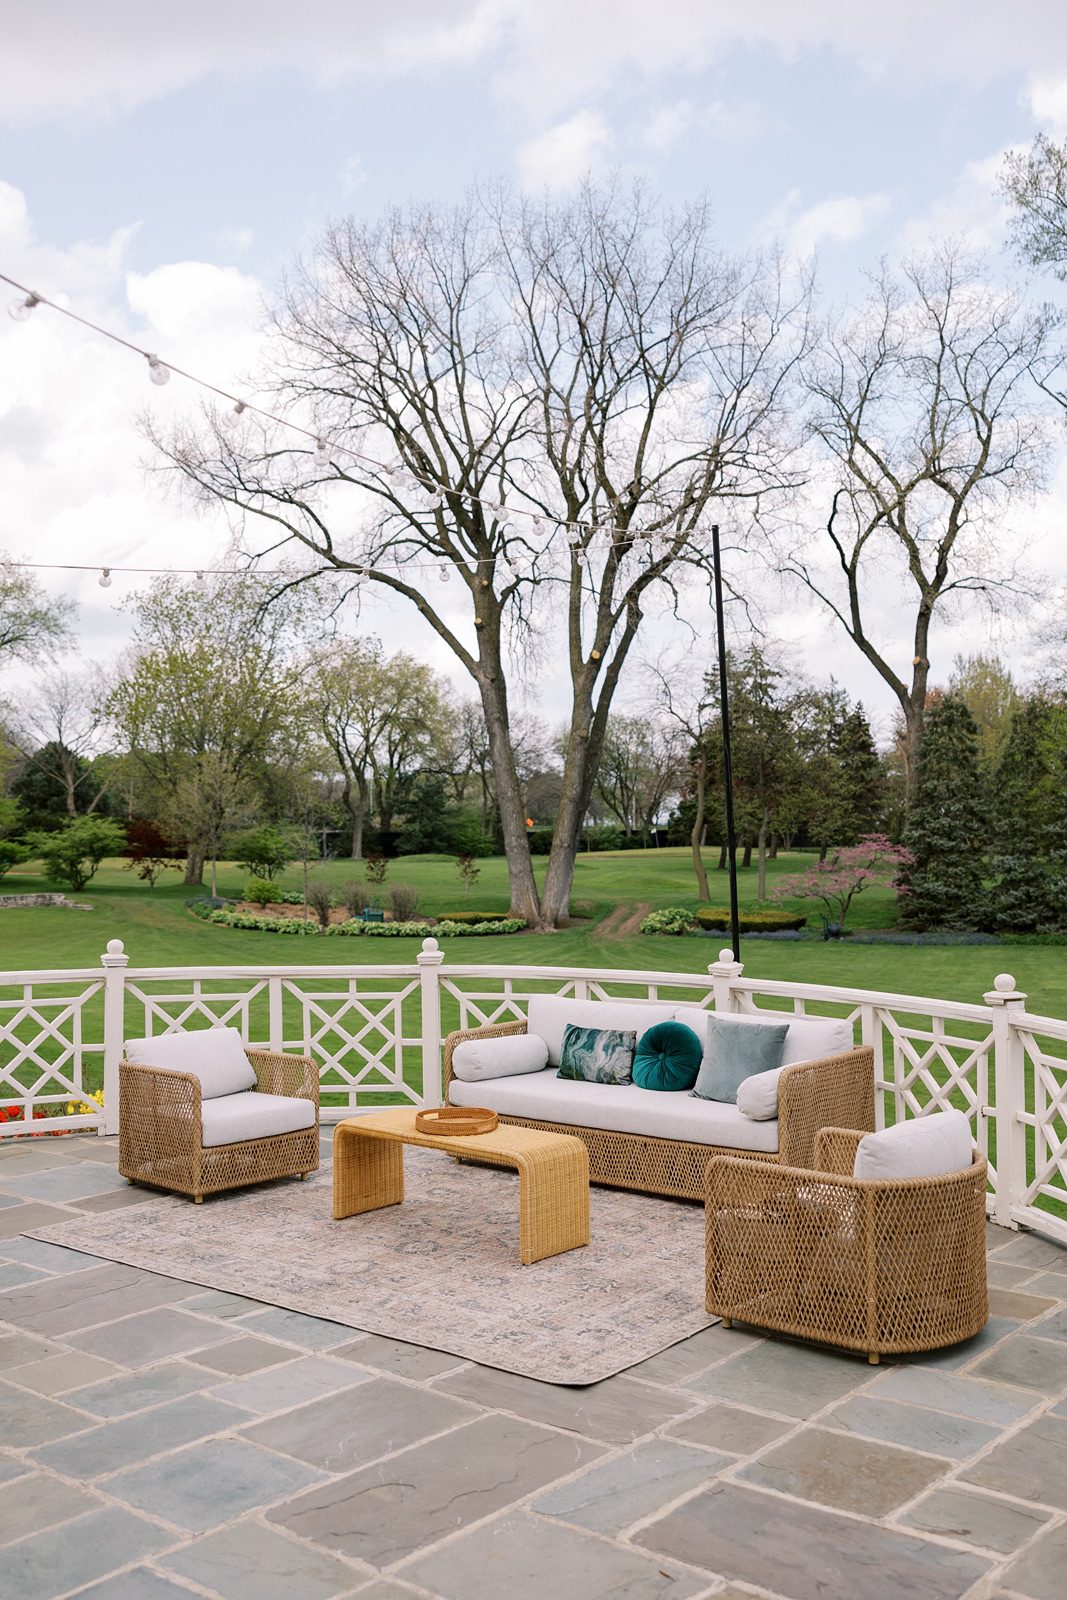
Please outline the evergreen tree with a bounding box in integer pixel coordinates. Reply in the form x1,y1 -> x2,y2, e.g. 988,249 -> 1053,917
989,697 -> 1067,930
830,705 -> 884,844
900,697 -> 988,929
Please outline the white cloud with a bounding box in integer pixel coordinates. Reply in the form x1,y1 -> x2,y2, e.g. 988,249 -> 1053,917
340,155 -> 367,194
895,151 -> 1016,254
516,110 -> 613,190
761,188 -> 891,256
643,103 -> 694,153
1027,76 -> 1067,134
219,226 -> 254,256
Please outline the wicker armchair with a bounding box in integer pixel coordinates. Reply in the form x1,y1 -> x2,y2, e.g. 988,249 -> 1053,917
705,1126 -> 988,1363
119,1048 -> 319,1203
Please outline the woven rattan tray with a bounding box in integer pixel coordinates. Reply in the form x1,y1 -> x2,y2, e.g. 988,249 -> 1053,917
415,1106 -> 499,1137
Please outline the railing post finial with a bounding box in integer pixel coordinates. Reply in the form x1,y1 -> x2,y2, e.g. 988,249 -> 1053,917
984,968 -> 1027,1230
709,947 -> 744,1012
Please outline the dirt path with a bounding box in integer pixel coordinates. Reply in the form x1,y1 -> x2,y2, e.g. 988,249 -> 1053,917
596,901 -> 652,939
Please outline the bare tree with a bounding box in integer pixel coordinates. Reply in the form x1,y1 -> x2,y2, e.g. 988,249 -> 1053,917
594,714 -> 685,841
3,666 -> 114,817
153,183 -> 810,925
781,247 -> 1052,800
1001,133 -> 1067,281
651,658 -> 720,901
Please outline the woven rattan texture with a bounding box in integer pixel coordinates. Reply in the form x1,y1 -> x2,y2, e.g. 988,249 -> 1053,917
443,1021 -> 875,1202
332,1108 -> 589,1265
705,1128 -> 989,1360
119,1048 -> 319,1202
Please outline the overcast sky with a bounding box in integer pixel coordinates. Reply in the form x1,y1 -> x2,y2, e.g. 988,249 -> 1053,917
1,1 -> 1066,743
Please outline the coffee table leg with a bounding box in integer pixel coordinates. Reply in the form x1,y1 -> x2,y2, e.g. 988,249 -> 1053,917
516,1143 -> 590,1264
333,1128 -> 404,1220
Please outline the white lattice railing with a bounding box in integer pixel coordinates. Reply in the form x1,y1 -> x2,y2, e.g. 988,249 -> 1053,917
1,936 -> 1064,1243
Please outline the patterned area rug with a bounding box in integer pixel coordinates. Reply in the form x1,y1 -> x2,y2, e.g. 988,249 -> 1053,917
31,1148 -> 714,1384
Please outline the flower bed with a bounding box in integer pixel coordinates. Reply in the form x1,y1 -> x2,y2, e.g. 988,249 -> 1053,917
187,900 -> 524,937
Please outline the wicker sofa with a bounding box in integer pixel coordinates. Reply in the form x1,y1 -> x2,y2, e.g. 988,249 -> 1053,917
443,997 -> 874,1202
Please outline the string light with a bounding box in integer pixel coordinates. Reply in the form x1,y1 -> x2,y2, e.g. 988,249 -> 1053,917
7,291 -> 40,322
194,569 -> 206,586
98,568 -> 112,588
0,268 -> 712,576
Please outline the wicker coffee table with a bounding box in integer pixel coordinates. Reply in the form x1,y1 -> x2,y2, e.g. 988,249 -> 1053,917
332,1107 -> 590,1265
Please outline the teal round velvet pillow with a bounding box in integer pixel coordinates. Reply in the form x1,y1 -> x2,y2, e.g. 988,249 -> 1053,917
632,1020 -> 704,1091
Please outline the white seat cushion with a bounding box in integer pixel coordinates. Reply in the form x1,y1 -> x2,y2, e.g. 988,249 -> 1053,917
525,997 -> 679,1066
853,1110 -> 974,1181
199,1091 -> 316,1148
452,1032 -> 549,1082
124,1027 -> 257,1100
449,1067 -> 779,1153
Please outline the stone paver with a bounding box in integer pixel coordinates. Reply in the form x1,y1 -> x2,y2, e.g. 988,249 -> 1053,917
685,1337 -> 875,1417
2,1505 -> 173,1600
399,1509 -> 710,1600
31,1394 -> 247,1478
998,1520 -> 1067,1600
960,1412 -> 1067,1509
898,1485 -> 1053,1554
665,1399 -> 794,1454
532,1438 -> 731,1534
161,1518 -> 372,1600
104,1436 -> 327,1532
268,1413 -> 607,1567
824,1394 -> 1001,1459
3,1133 -> 1067,1600
241,1375 -> 479,1472
636,1482 -> 991,1600
206,1353 -> 371,1414
0,1201 -> 81,1238
736,1425 -> 947,1516
435,1365 -> 693,1442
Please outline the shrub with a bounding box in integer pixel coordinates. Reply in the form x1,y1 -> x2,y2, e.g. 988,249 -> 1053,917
696,908 -> 808,933
341,880 -> 370,917
0,840 -> 30,879
228,824 -> 300,880
306,881 -> 334,928
365,853 -> 388,887
361,919 -> 436,937
390,883 -> 420,921
435,917 -> 524,936
244,876 -> 276,907
639,907 -> 698,935
456,853 -> 481,893
25,816 -> 127,892
435,910 -> 513,924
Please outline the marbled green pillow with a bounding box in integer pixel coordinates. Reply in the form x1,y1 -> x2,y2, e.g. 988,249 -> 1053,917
557,1023 -> 637,1085
691,1014 -> 789,1104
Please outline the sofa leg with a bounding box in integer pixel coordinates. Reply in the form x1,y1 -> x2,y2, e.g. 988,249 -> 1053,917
194,1195 -> 204,1204
299,1172 -> 309,1181
868,1352 -> 880,1365
721,1316 -> 732,1329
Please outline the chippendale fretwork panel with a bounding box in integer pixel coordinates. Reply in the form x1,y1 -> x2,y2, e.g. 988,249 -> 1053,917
0,977 -> 105,1124
1018,1024 -> 1067,1219
280,976 -> 421,1110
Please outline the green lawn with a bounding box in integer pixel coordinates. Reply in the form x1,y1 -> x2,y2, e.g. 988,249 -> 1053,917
1,847 -> 1063,1019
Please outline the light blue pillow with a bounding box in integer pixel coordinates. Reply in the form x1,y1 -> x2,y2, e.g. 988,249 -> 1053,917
691,1014 -> 789,1104
557,1023 -> 637,1085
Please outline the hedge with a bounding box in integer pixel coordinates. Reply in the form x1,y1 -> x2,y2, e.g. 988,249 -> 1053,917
435,910 -> 514,924
696,908 -> 807,933
186,901 -> 523,937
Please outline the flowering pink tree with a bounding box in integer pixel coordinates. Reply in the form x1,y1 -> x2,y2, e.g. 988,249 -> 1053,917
770,834 -> 915,931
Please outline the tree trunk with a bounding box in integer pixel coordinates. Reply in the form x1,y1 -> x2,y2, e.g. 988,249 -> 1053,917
819,842 -> 829,862
757,811 -> 770,901
184,846 -> 205,886
690,750 -> 710,902
476,667 -> 541,926
717,844 -> 727,870
742,841 -> 752,868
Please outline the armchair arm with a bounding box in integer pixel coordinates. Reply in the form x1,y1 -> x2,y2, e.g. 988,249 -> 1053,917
245,1049 -> 318,1104
118,1060 -> 203,1145
442,1019 -> 528,1091
813,1126 -> 867,1176
776,1045 -> 874,1168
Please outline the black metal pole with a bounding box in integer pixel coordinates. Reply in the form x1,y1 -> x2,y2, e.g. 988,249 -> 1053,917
711,523 -> 741,962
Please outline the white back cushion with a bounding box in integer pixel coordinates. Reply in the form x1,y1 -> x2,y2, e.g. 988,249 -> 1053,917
853,1110 -> 974,1181
452,1032 -> 549,1082
674,1006 -> 853,1070
736,1063 -> 788,1122
124,1027 -> 257,1100
524,997 -> 679,1067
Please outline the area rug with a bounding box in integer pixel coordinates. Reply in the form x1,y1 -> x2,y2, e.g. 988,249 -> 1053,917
30,1148 -> 714,1384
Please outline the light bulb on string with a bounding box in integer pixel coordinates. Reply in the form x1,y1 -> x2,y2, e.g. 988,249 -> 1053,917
221,400 -> 247,429
7,292 -> 40,323
438,561 -> 451,583
98,568 -> 112,589
427,487 -> 445,510
313,438 -> 330,470
531,515 -> 544,534
353,567 -> 367,588
146,354 -> 170,386
194,570 -> 206,587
